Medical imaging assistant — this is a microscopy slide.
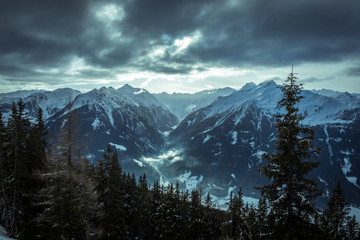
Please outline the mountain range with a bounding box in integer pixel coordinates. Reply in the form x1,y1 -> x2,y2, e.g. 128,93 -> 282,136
1,81 -> 359,208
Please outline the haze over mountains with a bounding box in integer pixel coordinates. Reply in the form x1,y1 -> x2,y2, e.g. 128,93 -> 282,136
1,81 -> 359,208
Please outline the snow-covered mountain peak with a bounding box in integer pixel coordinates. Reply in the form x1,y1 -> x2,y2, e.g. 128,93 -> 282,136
154,87 -> 235,121
0,88 -> 81,120
99,86 -> 116,94
118,83 -> 136,92
313,89 -> 342,98
0,90 -> 46,100
51,88 -> 80,95
116,84 -> 163,108
336,92 -> 360,106
240,82 -> 257,91
185,80 -> 360,126
257,79 -> 277,88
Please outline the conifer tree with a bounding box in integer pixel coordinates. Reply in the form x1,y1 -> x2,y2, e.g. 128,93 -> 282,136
257,68 -> 321,239
40,175 -> 87,240
36,99 -> 88,239
177,185 -> 191,239
256,197 -> 269,239
0,112 -> 9,226
203,193 -> 222,240
322,180 -> 350,240
228,188 -> 246,239
5,99 -> 33,237
22,108 -> 48,239
96,144 -> 125,240
346,215 -> 360,240
244,204 -> 256,240
123,173 -> 140,239
189,189 -> 205,240
124,173 -> 141,239
138,174 -> 151,239
159,183 -> 177,239
150,179 -> 162,239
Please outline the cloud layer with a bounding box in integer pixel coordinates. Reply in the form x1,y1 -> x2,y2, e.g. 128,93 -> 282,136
1,0 -> 359,93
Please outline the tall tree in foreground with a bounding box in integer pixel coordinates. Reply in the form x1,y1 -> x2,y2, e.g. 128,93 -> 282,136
95,144 -> 125,240
257,68 -> 321,239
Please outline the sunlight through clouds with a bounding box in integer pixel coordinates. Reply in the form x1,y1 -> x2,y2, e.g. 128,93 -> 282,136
95,3 -> 125,22
94,3 -> 125,39
173,31 -> 202,55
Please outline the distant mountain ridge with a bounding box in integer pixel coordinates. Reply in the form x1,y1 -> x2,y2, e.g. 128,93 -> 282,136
1,82 -> 360,207
154,87 -> 236,120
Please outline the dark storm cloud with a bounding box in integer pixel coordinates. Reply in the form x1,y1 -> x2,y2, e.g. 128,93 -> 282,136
302,76 -> 336,84
0,0 -> 359,81
345,66 -> 360,77
0,0 -> 89,57
121,0 -> 211,36
188,0 -> 360,66
118,0 -> 360,71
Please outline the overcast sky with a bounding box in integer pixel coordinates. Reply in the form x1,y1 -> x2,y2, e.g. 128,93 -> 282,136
1,0 -> 359,93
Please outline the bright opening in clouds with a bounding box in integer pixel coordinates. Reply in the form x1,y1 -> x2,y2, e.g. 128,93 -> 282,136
95,4 -> 125,23
0,0 -> 359,93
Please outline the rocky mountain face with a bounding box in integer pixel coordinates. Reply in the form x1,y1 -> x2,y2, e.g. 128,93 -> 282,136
1,82 -> 359,207
165,81 -> 360,207
0,86 -> 178,165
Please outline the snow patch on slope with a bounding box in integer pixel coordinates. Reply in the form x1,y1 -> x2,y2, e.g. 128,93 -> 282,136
109,142 -> 127,151
203,135 -> 212,144
230,131 -> 237,145
210,187 -> 259,210
342,158 -> 360,188
350,206 -> 360,222
133,159 -> 145,167
318,176 -> 328,186
92,118 -> 104,130
324,126 -> 333,163
253,150 -> 266,163
178,171 -> 203,191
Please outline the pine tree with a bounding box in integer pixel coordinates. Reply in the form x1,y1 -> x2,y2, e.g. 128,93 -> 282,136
36,100 -> 88,239
151,179 -> 162,239
0,113 -> 7,217
244,204 -> 257,240
123,173 -> 140,239
28,108 -> 47,169
189,189 -> 205,240
322,180 -> 350,240
0,112 -> 10,229
138,173 -> 151,239
4,99 -> 33,237
203,193 -> 222,240
160,183 -> 177,239
42,176 -> 87,240
257,68 -> 321,239
228,188 -> 246,239
346,215 -> 360,240
178,186 -> 191,239
96,144 -> 125,240
21,108 -> 49,239
256,197 -> 269,239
